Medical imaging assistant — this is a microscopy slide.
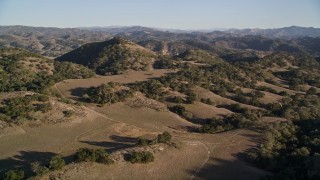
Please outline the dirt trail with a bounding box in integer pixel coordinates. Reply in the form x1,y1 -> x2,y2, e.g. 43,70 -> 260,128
189,142 -> 211,180
55,83 -> 214,179
52,83 -> 265,179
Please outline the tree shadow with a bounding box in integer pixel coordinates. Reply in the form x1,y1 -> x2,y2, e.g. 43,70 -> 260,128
186,130 -> 270,179
79,140 -> 136,153
187,157 -> 269,180
79,135 -> 138,153
173,125 -> 200,133
69,87 -> 87,98
109,135 -> 137,143
188,117 -> 209,125
0,151 -> 57,177
239,133 -> 263,144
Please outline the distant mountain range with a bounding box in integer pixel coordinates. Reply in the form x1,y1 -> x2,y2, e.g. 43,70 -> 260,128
78,25 -> 320,38
0,25 -> 319,57
225,26 -> 320,39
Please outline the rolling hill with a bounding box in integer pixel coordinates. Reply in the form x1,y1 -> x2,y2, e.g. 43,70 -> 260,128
0,26 -> 320,180
56,37 -> 157,75
1,26 -> 320,58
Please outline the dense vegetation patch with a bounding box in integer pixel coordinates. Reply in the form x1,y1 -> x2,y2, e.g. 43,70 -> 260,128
200,109 -> 264,133
168,105 -> 193,120
136,131 -> 172,146
54,61 -> 95,79
248,120 -> 320,179
0,48 -> 95,93
0,94 -> 51,123
73,148 -> 114,165
3,169 -> 24,180
131,79 -> 166,101
125,151 -> 155,164
82,82 -> 133,104
243,87 -> 320,179
56,37 -> 156,75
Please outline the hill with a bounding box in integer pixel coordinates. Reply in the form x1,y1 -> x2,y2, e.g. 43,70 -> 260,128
0,48 -> 53,92
1,26 -> 320,58
212,35 -> 304,53
0,48 -> 94,92
0,26 -> 110,57
0,28 -> 320,180
56,37 -> 157,75
225,26 -> 320,39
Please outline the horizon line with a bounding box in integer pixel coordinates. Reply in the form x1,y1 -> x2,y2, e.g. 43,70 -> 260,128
1,24 -> 319,31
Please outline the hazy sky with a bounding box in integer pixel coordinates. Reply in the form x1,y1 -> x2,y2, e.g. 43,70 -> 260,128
0,0 -> 319,29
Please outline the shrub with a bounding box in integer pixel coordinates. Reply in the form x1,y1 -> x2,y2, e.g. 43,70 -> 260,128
95,149 -> 114,165
307,87 -> 317,95
279,91 -> 289,96
172,96 -> 184,103
201,98 -> 214,105
169,105 -> 186,115
73,148 -> 113,164
31,162 -> 49,176
168,105 -> 193,120
181,111 -> 193,120
185,91 -> 196,104
49,155 -> 65,170
136,137 -> 151,146
157,131 -> 172,143
73,148 -> 97,162
63,110 -> 74,117
36,103 -> 52,113
127,151 -> 154,163
96,153 -> 114,165
3,169 -> 24,180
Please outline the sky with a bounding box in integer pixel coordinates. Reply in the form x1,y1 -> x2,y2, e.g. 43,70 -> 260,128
0,0 -> 319,29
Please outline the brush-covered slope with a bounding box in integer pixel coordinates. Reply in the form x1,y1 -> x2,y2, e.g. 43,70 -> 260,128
56,37 -> 156,75
0,25 -> 110,57
213,35 -> 305,53
177,49 -> 223,64
0,48 -> 54,92
0,48 -> 94,92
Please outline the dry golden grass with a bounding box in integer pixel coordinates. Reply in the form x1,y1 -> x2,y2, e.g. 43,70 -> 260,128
262,116 -> 287,123
0,71 -> 269,179
56,69 -> 176,99
241,87 -> 283,104
43,140 -> 208,180
193,86 -> 237,105
0,100 -> 267,180
183,101 -> 233,120
193,86 -> 260,110
92,102 -> 198,132
257,81 -> 302,95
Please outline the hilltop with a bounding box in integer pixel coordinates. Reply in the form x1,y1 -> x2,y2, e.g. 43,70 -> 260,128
56,37 -> 156,75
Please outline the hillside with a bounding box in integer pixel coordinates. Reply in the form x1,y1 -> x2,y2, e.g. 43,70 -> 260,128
0,33 -> 319,180
225,26 -> 320,39
0,48 -> 53,92
56,37 -> 157,75
1,26 -> 320,58
0,48 -> 94,92
213,35 -> 304,53
0,26 -> 110,57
